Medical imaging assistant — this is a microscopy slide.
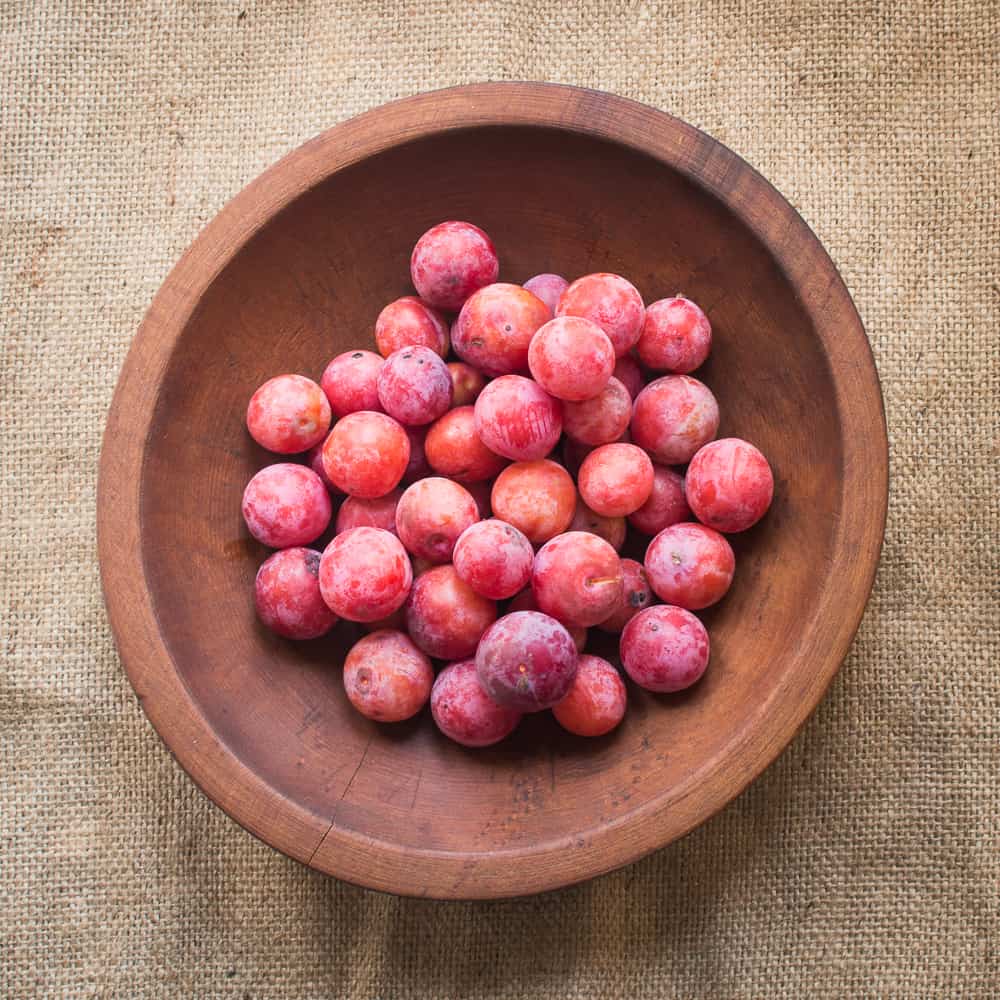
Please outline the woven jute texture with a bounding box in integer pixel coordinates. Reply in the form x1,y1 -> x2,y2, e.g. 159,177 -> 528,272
2,1 -> 997,997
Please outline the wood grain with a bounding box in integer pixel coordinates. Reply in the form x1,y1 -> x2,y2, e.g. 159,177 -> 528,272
97,83 -> 888,899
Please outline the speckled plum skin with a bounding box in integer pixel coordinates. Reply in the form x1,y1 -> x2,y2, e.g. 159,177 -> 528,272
556,273 -> 645,357
431,660 -> 522,747
474,375 -> 563,461
335,489 -> 401,536
446,362 -> 486,407
552,655 -> 627,737
318,526 -> 412,622
320,350 -> 384,417
509,588 -> 588,652
410,221 -> 499,311
321,411 -> 410,498
490,459 -> 576,545
395,477 -> 479,563
598,558 -> 653,633
631,375 -> 719,465
528,316 -> 615,401
453,283 -> 551,376
628,465 -> 692,536
562,376 -> 632,446
522,273 -> 569,313
375,296 -> 449,358
569,499 -> 626,552
613,354 -> 644,400
254,548 -> 338,640
376,346 -> 453,427
452,519 -> 534,600
405,564 -> 497,660
637,296 -> 712,373
620,605 -> 709,693
306,432 -> 342,494
645,522 -> 735,610
242,463 -> 332,548
686,437 -> 774,533
424,406 -> 508,483
532,531 -> 624,628
578,443 -> 654,518
475,611 -> 579,712
246,374 -> 331,454
343,630 -> 433,723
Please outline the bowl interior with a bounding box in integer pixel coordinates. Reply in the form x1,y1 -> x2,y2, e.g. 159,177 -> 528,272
139,125 -> 842,871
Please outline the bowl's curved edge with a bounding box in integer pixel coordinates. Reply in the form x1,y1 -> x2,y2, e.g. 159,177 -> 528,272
97,81 -> 889,899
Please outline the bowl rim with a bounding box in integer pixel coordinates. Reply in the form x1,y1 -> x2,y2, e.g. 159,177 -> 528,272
98,81 -> 889,899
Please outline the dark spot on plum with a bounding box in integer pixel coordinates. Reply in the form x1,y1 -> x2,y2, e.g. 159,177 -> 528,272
304,551 -> 321,576
649,623 -> 659,632
628,590 -> 647,607
351,351 -> 363,358
504,324 -> 512,332
471,338 -> 484,347
403,352 -> 412,360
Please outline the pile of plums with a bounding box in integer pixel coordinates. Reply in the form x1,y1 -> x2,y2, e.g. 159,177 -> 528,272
241,221 -> 773,747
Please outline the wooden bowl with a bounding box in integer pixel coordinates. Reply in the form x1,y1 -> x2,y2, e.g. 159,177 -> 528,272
98,83 -> 887,899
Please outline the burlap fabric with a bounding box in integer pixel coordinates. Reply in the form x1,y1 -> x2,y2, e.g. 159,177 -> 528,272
3,2 -> 997,996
